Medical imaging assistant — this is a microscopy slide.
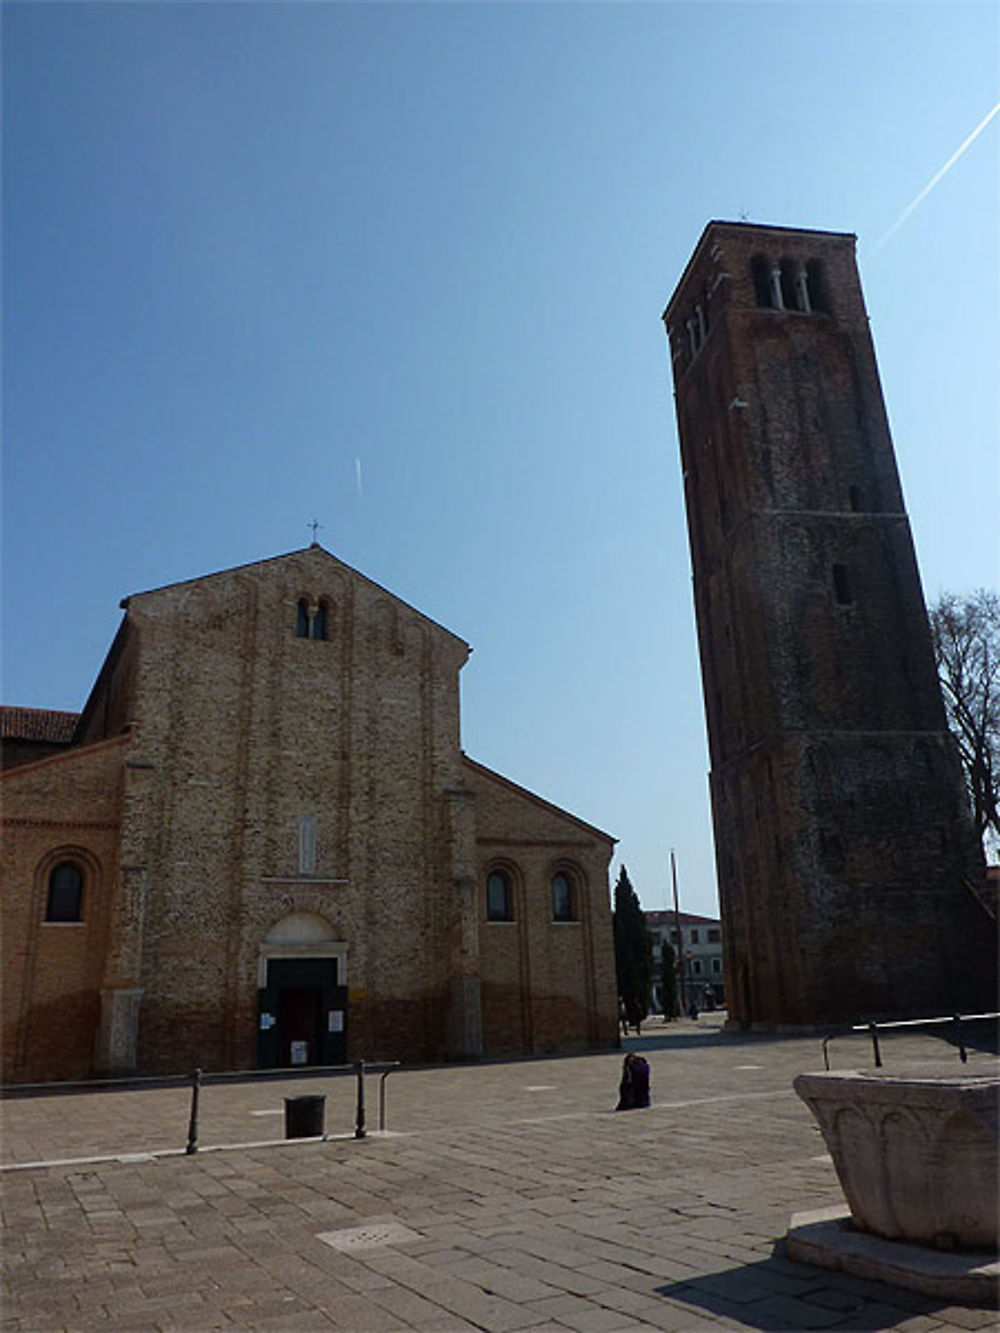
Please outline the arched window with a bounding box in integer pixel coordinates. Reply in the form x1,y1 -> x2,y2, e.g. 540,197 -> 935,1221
296,599 -> 310,638
779,260 -> 798,312
750,255 -> 772,308
806,259 -> 827,312
45,863 -> 83,922
551,872 -> 575,922
312,600 -> 328,641
486,870 -> 513,922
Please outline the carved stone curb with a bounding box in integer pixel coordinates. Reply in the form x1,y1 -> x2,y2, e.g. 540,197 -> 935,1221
786,1205 -> 999,1307
794,1065 -> 999,1250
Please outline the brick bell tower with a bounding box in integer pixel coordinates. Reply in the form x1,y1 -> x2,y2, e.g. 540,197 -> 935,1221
663,221 -> 995,1028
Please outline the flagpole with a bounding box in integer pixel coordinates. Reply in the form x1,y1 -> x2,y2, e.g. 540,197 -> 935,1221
671,848 -> 686,1014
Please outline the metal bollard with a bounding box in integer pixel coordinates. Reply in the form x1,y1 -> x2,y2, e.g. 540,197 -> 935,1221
868,1022 -> 883,1068
186,1068 -> 202,1155
379,1068 -> 393,1131
953,1014 -> 968,1064
354,1060 -> 366,1139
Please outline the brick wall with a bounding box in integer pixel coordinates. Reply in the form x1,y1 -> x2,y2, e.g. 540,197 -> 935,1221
2,737 -> 126,1081
4,548 -> 618,1079
666,222 -> 996,1026
464,759 -> 618,1055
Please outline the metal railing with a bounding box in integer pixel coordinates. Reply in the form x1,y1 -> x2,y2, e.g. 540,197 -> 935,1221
821,1013 -> 998,1070
184,1059 -> 401,1153
3,1059 -> 401,1156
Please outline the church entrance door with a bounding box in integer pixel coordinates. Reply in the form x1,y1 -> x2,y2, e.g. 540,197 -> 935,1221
257,957 -> 347,1068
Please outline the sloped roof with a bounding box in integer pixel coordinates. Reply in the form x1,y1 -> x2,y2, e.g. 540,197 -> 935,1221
461,754 -> 615,844
122,544 -> 469,652
0,707 -> 80,743
663,218 -> 856,321
644,909 -> 720,927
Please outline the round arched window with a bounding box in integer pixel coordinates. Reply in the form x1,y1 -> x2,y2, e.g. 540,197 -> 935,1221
750,254 -> 772,308
486,870 -> 512,922
45,862 -> 84,922
312,601 -> 328,641
551,872 -> 575,922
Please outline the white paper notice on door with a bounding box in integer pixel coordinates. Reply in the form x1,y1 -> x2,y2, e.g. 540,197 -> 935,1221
290,1041 -> 309,1064
327,1010 -> 344,1032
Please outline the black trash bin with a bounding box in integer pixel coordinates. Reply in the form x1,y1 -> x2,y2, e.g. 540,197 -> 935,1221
284,1095 -> 325,1139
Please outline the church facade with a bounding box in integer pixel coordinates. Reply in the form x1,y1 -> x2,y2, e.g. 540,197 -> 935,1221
2,547 -> 618,1082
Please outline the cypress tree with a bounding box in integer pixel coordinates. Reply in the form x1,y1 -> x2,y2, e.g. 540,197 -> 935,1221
612,865 -> 652,1025
659,938 -> 678,1019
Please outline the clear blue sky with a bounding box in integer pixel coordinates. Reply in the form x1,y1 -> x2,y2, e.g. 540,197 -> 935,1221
4,2 -> 998,915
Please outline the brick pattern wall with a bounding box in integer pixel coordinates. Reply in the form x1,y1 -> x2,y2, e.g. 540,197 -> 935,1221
1,737 -> 126,1080
1,739 -> 72,770
3,547 -> 619,1080
666,222 -> 996,1026
108,550 -> 472,1072
464,759 -> 618,1055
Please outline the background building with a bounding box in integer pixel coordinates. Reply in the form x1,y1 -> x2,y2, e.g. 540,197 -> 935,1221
2,546 -> 618,1082
664,221 -> 996,1028
645,910 -> 724,1012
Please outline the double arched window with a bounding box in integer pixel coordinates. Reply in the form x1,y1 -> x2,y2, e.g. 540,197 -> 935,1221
45,862 -> 84,922
295,598 -> 329,641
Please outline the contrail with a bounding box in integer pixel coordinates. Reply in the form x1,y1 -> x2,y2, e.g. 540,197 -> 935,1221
868,98 -> 1000,258
355,457 -> 363,497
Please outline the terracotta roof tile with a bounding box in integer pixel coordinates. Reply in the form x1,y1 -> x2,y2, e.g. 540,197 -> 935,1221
1,707 -> 79,743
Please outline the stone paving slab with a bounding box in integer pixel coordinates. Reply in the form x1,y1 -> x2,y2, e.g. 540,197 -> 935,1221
2,1022 -> 996,1330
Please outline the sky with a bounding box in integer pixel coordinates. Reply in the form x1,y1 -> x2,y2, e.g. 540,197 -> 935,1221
4,1 -> 998,917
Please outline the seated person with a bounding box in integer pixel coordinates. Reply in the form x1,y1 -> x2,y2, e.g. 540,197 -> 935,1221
616,1053 -> 651,1110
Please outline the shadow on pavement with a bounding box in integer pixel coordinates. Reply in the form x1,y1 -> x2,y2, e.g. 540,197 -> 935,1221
622,1025 -> 807,1054
655,1245 -> 958,1330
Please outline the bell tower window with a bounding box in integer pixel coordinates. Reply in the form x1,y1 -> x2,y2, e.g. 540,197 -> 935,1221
806,259 -> 827,312
832,563 -> 853,606
296,597 -> 330,640
751,255 -> 771,308
779,260 -> 798,312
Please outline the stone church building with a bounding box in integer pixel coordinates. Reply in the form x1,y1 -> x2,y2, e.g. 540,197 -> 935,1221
2,546 -> 618,1083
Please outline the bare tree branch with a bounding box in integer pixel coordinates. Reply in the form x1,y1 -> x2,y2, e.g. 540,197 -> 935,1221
929,590 -> 1000,858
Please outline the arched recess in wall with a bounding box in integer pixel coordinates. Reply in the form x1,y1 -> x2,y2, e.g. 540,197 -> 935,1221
547,860 -> 587,925
482,857 -> 525,924
480,857 -> 532,1054
15,845 -> 107,1077
547,857 -> 602,1043
256,910 -> 347,987
374,599 -> 406,656
34,845 -> 104,923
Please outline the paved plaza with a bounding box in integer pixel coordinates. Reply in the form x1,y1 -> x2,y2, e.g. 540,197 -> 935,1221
2,1019 -> 996,1332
